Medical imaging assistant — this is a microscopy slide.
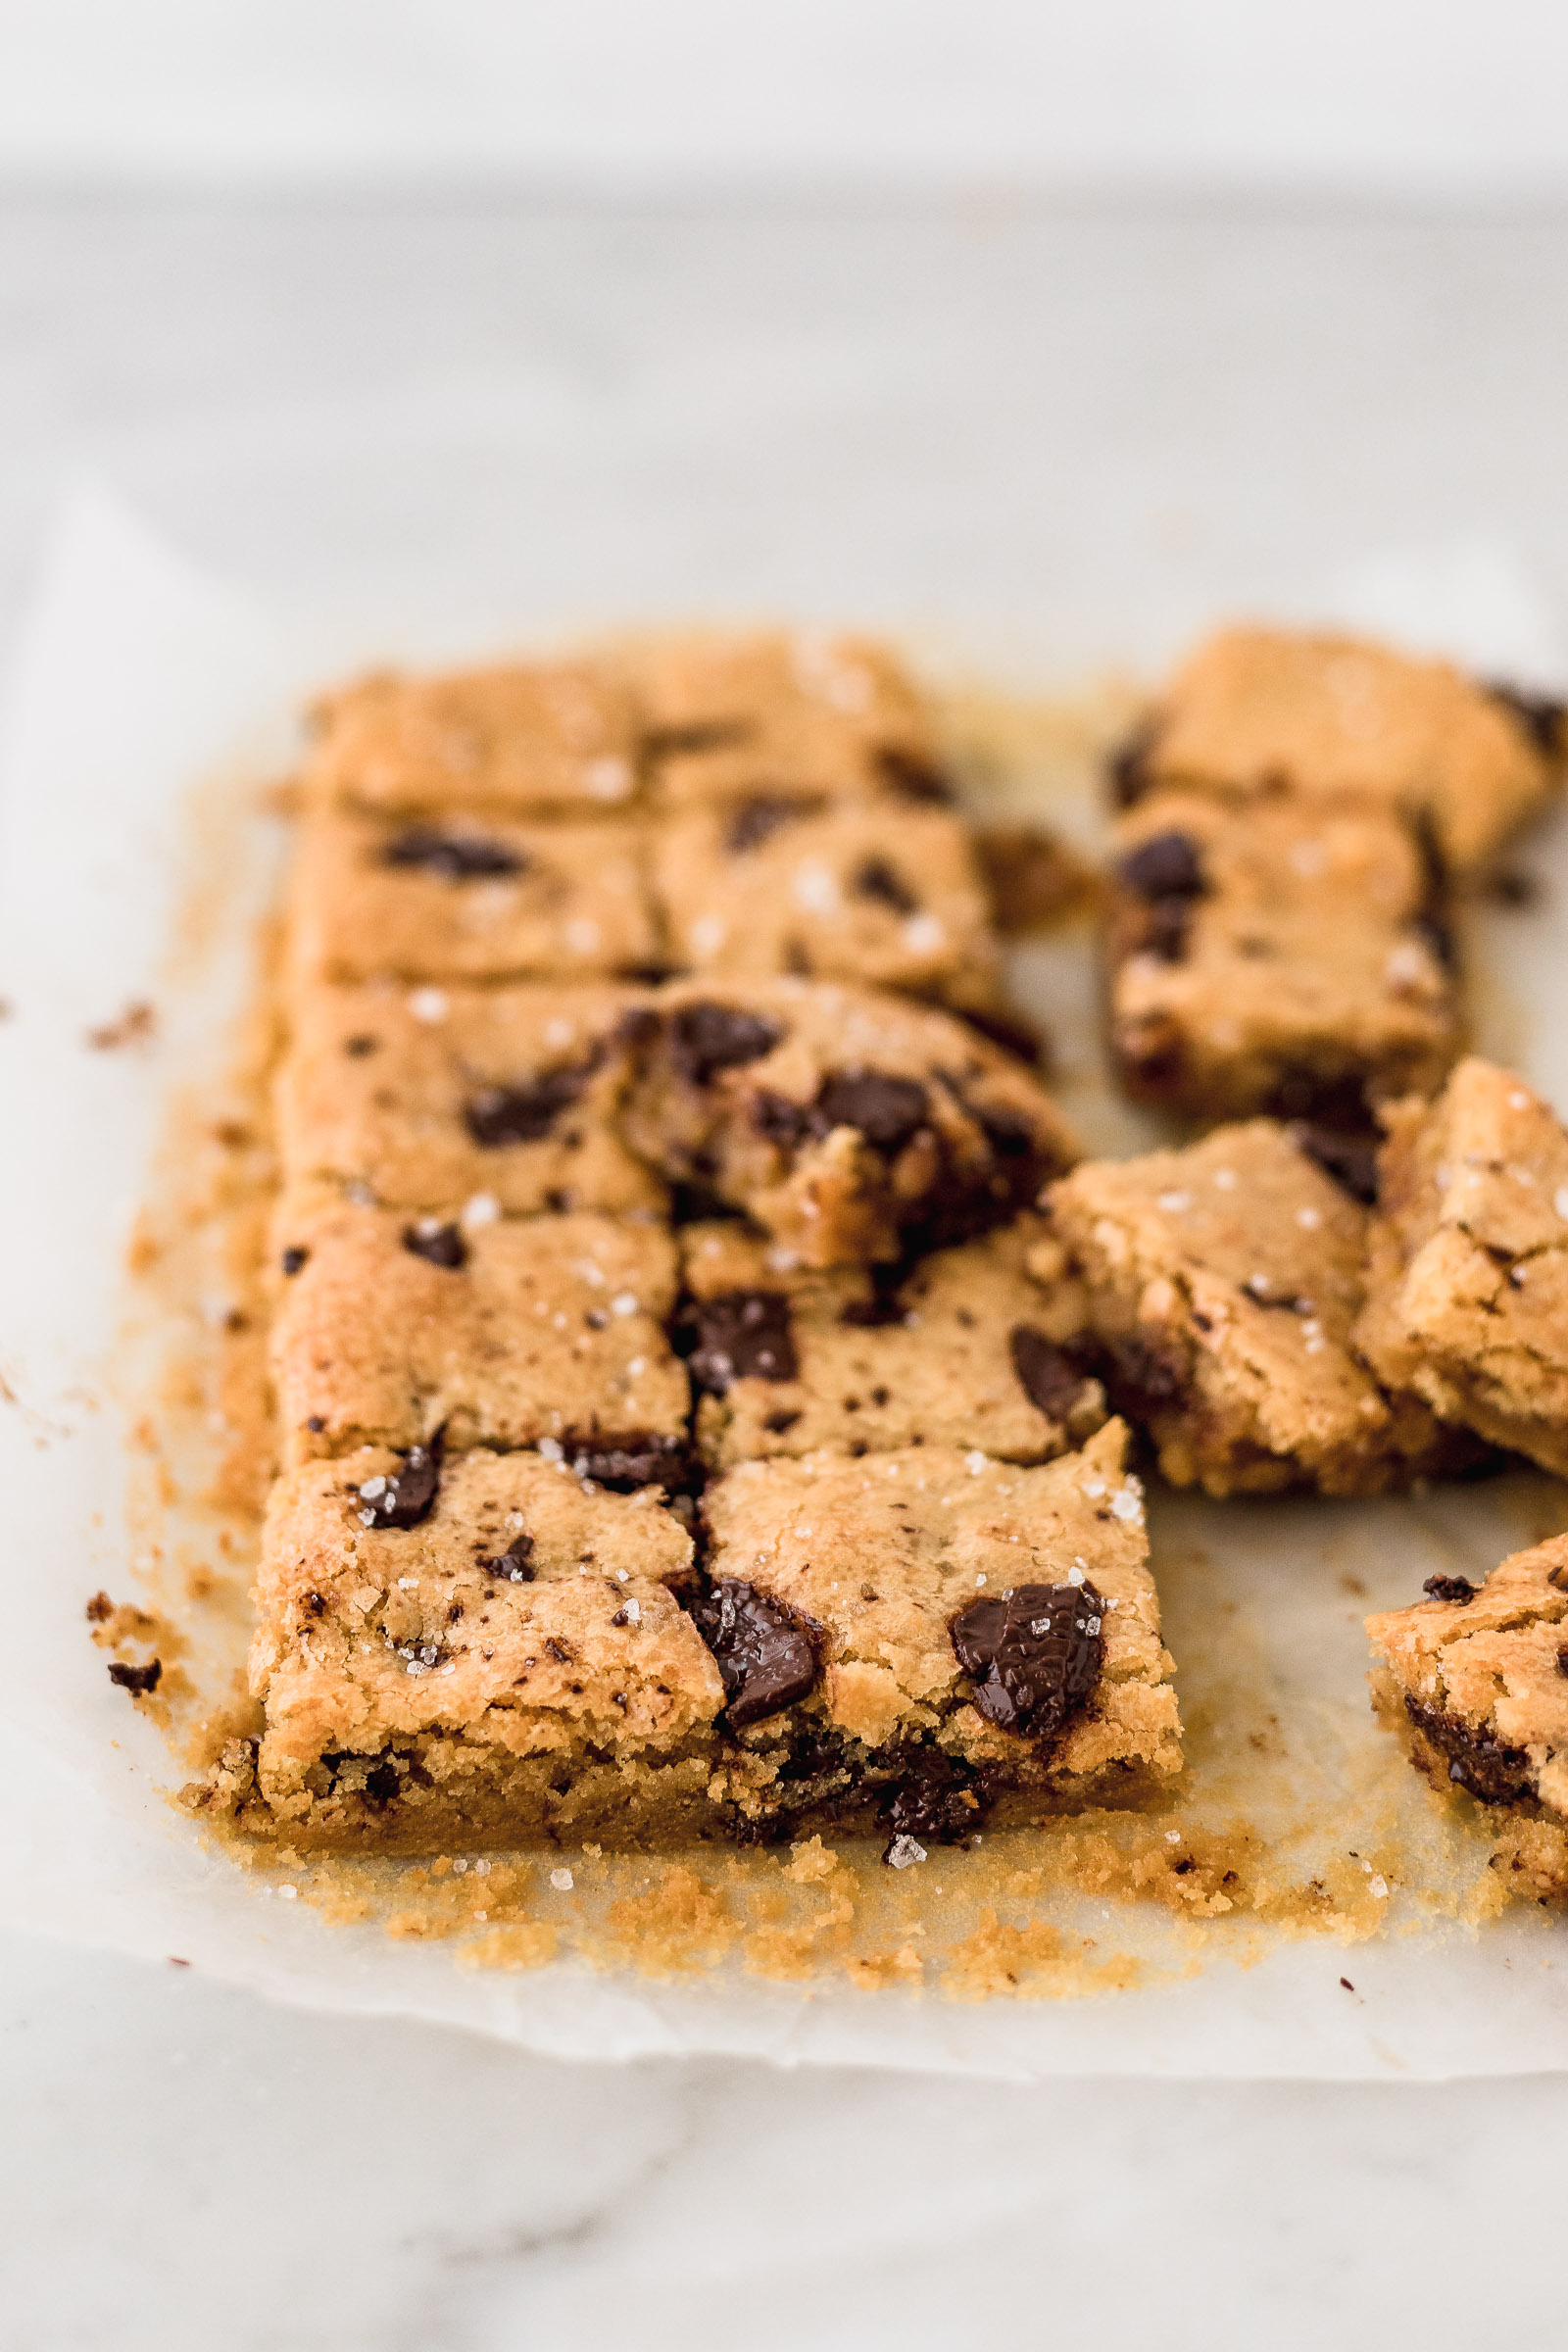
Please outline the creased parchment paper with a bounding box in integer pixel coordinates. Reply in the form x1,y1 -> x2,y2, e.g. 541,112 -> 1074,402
4,485 -> 1568,2079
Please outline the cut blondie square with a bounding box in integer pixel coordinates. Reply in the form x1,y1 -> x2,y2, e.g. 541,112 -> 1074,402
1111,625 -> 1560,876
1106,790 -> 1461,1124
305,656 -> 642,818
235,1448 -> 723,1850
1366,1538 -> 1568,1894
287,805 -> 658,987
270,1190 -> 690,1482
699,1419 -> 1181,1847
1355,1058 -> 1568,1475
620,978 -> 1077,1266
276,982 -> 664,1219
1046,1119 -> 1473,1496
679,1213 -> 1103,1470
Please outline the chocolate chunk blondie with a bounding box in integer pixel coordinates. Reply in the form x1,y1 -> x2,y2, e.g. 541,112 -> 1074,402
1046,1119 -> 1469,1496
1106,791 -> 1461,1124
1111,625 -> 1560,876
1355,1058 -> 1568,1475
679,1212 -> 1104,1469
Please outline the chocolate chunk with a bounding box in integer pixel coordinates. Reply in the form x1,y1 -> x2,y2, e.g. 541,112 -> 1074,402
108,1658 -> 162,1697
1140,898 -> 1195,963
687,1291 -> 798,1394
480,1534 -> 535,1583
763,1408 -> 802,1435
851,855 -> 919,916
382,824 -> 525,880
1117,829 -> 1206,901
1009,1327 -> 1092,1422
1423,1574 -> 1476,1604
880,1745 -> 984,1855
725,795 -> 804,854
280,1246 -> 309,1277
814,1071 -> 930,1156
358,1439 -> 442,1531
753,1090 -> 813,1149
1108,1336 -> 1186,1407
1557,1644 -> 1568,1681
876,748 -> 956,806
465,1057 -> 595,1146
950,1579 -> 1104,1743
564,1432 -> 697,1494
692,1578 -> 817,1728
344,1034 -> 378,1057
1488,680 -> 1565,757
840,1264 -> 909,1328
402,1218 -> 468,1271
669,1002 -> 784,1086
1106,720 -> 1160,808
1290,1123 -> 1380,1206
1404,1693 -> 1535,1805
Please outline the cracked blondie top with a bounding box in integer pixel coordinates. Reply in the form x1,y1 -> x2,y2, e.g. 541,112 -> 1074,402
1355,1057 -> 1568,1477
1111,625 -> 1560,875
1106,790 -> 1461,1125
679,1212 -> 1103,1469
1045,1119 -> 1469,1496
1366,1537 -> 1568,1833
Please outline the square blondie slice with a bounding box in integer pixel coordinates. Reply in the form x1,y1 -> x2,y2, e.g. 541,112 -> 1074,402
650,795 -> 1003,1017
634,628 -> 951,808
270,1191 -> 689,1479
232,1448 -> 724,1850
306,657 -> 642,818
1111,625 -> 1560,876
1354,1058 -> 1568,1476
1046,1120 -> 1470,1496
287,806 -> 658,987
679,1213 -> 1103,1470
1366,1537 -> 1568,1894
1106,790 -> 1461,1124
621,978 -> 1077,1267
276,982 -> 664,1218
698,1420 -> 1180,1848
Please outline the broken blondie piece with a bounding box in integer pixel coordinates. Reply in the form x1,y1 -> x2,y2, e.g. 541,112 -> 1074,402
1046,1119 -> 1470,1496
679,1212 -> 1104,1469
1366,1539 -> 1568,1890
1106,790 -> 1461,1123
287,806 -> 658,986
620,978 -> 1077,1266
1355,1058 -> 1568,1476
270,1191 -> 689,1477
700,1419 -> 1181,1845
1111,625 -> 1560,875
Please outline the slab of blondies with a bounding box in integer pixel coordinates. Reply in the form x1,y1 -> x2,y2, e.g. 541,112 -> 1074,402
1355,1058 -> 1568,1477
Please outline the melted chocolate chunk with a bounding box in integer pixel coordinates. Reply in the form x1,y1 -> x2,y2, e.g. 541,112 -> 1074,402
1009,1327 -> 1092,1422
480,1534 -> 535,1584
1404,1693 -> 1535,1805
358,1439 -> 442,1531
950,1579 -> 1104,1743
1423,1574 -> 1476,1604
814,1071 -> 930,1156
1106,719 -> 1160,808
669,1002 -> 784,1086
880,1746 -> 984,1855
692,1578 -> 817,1729
1290,1123 -> 1380,1206
108,1657 -> 162,1697
753,1090 -> 813,1149
852,855 -> 919,916
1116,829 -> 1206,901
725,795 -> 804,854
876,747 -> 956,806
1488,680 -> 1566,757
465,1058 -> 595,1146
687,1291 -> 798,1394
402,1219 -> 468,1270
565,1433 -> 697,1494
280,1246 -> 309,1277
381,824 -> 525,881
840,1263 -> 910,1328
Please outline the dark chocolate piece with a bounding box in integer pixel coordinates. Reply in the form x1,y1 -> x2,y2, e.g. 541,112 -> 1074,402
1106,719 -> 1160,808
479,1535 -> 535,1584
876,748 -> 956,806
851,855 -> 919,916
668,1002 -> 784,1086
692,1577 -> 817,1729
725,795 -> 805,855
564,1432 -> 697,1494
108,1658 -> 162,1697
465,1058 -> 596,1146
358,1440 -> 442,1531
1008,1326 -> 1092,1423
1404,1693 -> 1535,1805
1290,1123 -> 1380,1206
381,824 -> 525,881
280,1247 -> 309,1277
687,1291 -> 798,1394
951,1579 -> 1103,1743
880,1745 -> 984,1855
813,1071 -> 930,1156
1116,830 -> 1205,902
402,1218 -> 468,1271
1423,1574 -> 1476,1604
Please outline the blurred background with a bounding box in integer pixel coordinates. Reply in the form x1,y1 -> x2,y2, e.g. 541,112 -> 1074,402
5,8 -> 1568,2348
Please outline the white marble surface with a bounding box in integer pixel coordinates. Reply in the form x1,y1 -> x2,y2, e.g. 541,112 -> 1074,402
7,192 -> 1568,2343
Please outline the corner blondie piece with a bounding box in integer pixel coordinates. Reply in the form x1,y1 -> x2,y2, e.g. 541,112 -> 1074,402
700,1420 -> 1181,1845
1355,1058 -> 1568,1475
650,796 -> 1002,1014
1112,625 -> 1560,875
270,1192 -> 689,1476
1106,791 -> 1461,1124
276,982 -> 663,1218
679,1213 -> 1103,1469
635,629 -> 950,808
240,1449 -> 723,1850
1046,1120 -> 1469,1496
306,657 -> 642,818
621,979 -> 1077,1266
1366,1538 -> 1568,1888
287,807 -> 658,986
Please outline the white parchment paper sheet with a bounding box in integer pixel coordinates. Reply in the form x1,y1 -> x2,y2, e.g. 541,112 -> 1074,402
4,485 -> 1568,2078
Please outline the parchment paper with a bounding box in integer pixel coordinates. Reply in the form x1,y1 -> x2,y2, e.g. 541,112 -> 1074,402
4,483 -> 1568,2079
